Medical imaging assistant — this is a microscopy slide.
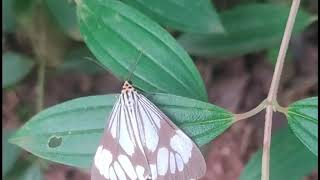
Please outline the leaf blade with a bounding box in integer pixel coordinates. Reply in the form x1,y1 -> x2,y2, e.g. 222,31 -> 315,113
287,97 -> 318,156
122,0 -> 224,33
178,3 -> 313,58
77,0 -> 207,101
10,93 -> 233,168
2,52 -> 35,88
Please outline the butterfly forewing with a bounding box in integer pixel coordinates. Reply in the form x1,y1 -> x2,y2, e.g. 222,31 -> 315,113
136,94 -> 206,179
92,92 -> 151,180
91,82 -> 206,180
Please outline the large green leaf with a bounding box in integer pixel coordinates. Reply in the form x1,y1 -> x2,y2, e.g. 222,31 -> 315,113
10,93 -> 233,168
122,0 -> 224,34
76,0 -> 207,101
45,0 -> 81,40
3,130 -> 21,177
287,97 -> 318,156
240,127 -> 317,180
2,52 -> 35,88
178,3 -> 313,58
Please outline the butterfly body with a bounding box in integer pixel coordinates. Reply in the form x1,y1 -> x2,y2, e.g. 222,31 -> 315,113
92,81 -> 206,180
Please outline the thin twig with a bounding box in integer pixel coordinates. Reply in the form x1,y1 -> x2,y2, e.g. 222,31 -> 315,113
261,0 -> 301,180
234,99 -> 267,121
36,60 -> 46,112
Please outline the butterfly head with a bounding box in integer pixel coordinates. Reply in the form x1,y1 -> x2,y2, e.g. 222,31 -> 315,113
121,81 -> 135,93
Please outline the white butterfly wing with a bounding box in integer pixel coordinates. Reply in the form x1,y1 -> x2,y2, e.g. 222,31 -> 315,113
91,93 -> 151,180
136,94 -> 206,180
91,91 -> 206,180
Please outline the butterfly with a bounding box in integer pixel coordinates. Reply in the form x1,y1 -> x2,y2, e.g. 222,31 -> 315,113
91,81 -> 206,180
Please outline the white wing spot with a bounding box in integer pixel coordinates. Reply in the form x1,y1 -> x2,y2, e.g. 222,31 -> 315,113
148,110 -> 161,128
139,96 -> 161,128
109,166 -> 117,180
144,116 -> 159,152
150,164 -> 157,179
118,155 -> 138,179
170,130 -> 193,163
94,146 -> 112,178
169,152 -> 176,174
114,161 -> 126,180
175,153 -> 184,172
136,165 -> 145,180
110,107 -> 119,138
157,147 -> 169,176
119,110 -> 135,156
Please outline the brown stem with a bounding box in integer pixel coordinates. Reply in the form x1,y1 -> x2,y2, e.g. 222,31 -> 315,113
234,99 -> 267,121
36,60 -> 46,112
261,0 -> 301,180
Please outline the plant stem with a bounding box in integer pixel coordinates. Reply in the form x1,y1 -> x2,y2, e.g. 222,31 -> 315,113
234,99 -> 267,121
36,60 -> 46,112
261,1 -> 300,180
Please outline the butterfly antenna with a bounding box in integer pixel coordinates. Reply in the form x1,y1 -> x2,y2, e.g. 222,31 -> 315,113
83,56 -> 109,71
126,48 -> 144,82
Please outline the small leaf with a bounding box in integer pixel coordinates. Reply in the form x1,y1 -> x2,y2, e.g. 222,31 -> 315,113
19,163 -> 42,180
240,127 -> 317,180
45,0 -> 81,40
122,0 -> 224,34
178,3 -> 313,58
58,46 -> 104,75
3,130 -> 21,177
287,97 -> 318,156
77,0 -> 208,101
3,0 -> 17,33
10,93 -> 233,168
2,52 -> 35,89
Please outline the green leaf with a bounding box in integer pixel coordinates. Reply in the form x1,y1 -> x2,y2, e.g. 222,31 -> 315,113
3,0 -> 17,33
19,163 -> 42,180
122,0 -> 224,34
77,0 -> 208,101
240,127 -> 317,180
267,46 -> 280,65
266,45 -> 293,65
58,46 -> 104,75
12,0 -> 36,24
3,130 -> 21,177
10,93 -> 233,168
178,3 -> 313,58
45,0 -> 81,40
2,52 -> 35,89
287,97 -> 318,156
